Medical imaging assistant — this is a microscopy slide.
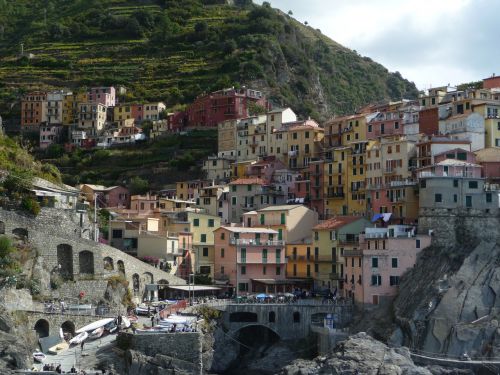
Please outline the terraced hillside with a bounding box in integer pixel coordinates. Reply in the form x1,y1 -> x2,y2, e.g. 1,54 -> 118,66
0,0 -> 418,121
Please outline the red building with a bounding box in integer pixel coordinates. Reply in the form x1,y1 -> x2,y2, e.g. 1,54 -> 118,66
483,75 -> 500,90
21,91 -> 47,128
170,87 -> 270,130
418,107 -> 439,136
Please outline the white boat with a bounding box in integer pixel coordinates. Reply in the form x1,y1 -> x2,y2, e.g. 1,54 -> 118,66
89,327 -> 104,339
33,351 -> 46,362
135,306 -> 151,316
69,331 -> 88,345
48,342 -> 69,355
121,316 -> 131,329
75,318 -> 114,334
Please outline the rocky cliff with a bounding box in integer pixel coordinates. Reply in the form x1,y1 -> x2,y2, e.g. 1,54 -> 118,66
278,332 -> 433,375
391,211 -> 500,360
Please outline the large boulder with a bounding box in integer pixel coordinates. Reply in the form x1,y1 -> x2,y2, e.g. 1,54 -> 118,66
278,332 -> 431,375
0,308 -> 34,373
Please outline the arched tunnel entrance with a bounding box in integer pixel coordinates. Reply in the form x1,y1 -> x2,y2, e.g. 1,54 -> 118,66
236,325 -> 280,356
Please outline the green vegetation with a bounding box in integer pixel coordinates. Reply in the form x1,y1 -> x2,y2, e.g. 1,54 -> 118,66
46,129 -> 217,188
0,236 -> 21,289
0,0 -> 418,121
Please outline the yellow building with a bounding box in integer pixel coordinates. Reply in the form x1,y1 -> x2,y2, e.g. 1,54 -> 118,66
312,216 -> 371,293
286,120 -> 324,169
230,160 -> 254,180
324,147 -> 349,217
186,212 -> 221,279
473,102 -> 500,148
63,92 -> 87,126
346,141 -> 368,216
113,104 -> 132,127
286,241 -> 314,281
218,119 -> 237,157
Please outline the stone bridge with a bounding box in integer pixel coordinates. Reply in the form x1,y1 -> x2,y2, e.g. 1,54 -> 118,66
23,310 -> 113,339
0,208 -> 185,302
211,301 -> 352,340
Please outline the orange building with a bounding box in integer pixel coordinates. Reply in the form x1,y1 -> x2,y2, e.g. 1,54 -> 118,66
21,91 -> 47,128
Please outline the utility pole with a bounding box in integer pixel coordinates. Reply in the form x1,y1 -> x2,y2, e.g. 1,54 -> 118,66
94,193 -> 99,242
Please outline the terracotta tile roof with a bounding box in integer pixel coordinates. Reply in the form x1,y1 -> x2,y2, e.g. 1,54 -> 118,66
313,216 -> 363,230
475,147 -> 500,163
229,178 -> 266,185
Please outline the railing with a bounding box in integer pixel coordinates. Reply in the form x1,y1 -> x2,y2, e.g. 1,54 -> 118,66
329,273 -> 343,280
343,249 -> 363,257
230,238 -> 285,246
337,239 -> 359,246
418,171 -> 477,178
326,192 -> 345,199
311,255 -> 337,262
237,256 -> 288,264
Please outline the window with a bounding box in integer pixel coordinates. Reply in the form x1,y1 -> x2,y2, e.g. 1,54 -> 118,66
390,276 -> 400,286
293,132 -> 297,140
486,193 -> 492,203
371,275 -> 382,286
193,218 -> 200,226
306,264 -> 311,277
391,258 -> 398,268
221,248 -> 225,258
200,266 -> 211,274
202,247 -> 209,257
260,214 -> 265,225
416,239 -> 421,249
454,194 -> 458,203
262,249 -> 268,263
231,185 -> 236,192
468,181 -> 478,189
305,131 -> 310,138
232,197 -> 237,205
238,283 -> 248,292
276,266 -> 281,275
435,194 -> 442,203
371,257 -> 379,268
420,180 -> 426,188
293,312 -> 300,323
293,264 -> 297,276
241,265 -> 246,275
200,234 -> 207,243
221,232 -> 225,240
280,213 -> 286,224
368,124 -> 372,132
221,266 -> 225,274
263,266 -> 266,275
453,180 -> 458,187
306,247 -> 311,260
314,263 -> 319,273
112,229 -> 123,239
457,152 -> 467,161
208,219 -> 215,227
276,248 -> 281,263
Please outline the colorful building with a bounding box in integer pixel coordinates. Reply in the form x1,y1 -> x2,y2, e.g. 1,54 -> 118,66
21,91 -> 47,128
214,226 -> 286,294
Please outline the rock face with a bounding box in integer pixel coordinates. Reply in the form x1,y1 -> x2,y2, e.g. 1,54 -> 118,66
278,332 -> 431,375
0,308 -> 35,374
393,211 -> 500,360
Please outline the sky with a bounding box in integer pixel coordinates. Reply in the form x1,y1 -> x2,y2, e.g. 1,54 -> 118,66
254,0 -> 500,90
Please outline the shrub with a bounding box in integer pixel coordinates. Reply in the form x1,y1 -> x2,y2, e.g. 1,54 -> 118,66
21,196 -> 41,216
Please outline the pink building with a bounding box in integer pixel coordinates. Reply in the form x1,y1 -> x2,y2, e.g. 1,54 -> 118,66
131,104 -> 144,123
130,193 -> 158,213
214,226 -> 287,295
344,225 -> 431,305
88,86 -> 116,107
80,184 -> 130,208
475,148 -> 500,183
39,124 -> 64,149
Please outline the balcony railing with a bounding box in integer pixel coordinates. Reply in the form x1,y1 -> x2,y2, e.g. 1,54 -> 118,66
311,255 -> 339,262
337,238 -> 359,246
230,238 -> 285,246
326,192 -> 345,199
329,273 -> 343,280
343,249 -> 363,257
237,256 -> 288,264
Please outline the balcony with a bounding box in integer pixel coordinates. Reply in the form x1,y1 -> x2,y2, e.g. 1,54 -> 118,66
384,168 -> 396,174
237,256 -> 288,264
337,238 -> 359,246
329,273 -> 343,280
343,249 -> 363,257
230,238 -> 285,246
326,192 -> 345,199
311,255 -> 338,262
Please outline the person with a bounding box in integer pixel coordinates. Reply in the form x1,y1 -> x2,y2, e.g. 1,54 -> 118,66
170,323 -> 176,333
151,315 -> 155,327
56,364 -> 62,374
117,315 -> 122,327
340,343 -> 345,357
132,324 -> 136,334
147,305 -> 151,316
81,340 -> 85,352
60,300 -> 66,313
70,366 -> 76,373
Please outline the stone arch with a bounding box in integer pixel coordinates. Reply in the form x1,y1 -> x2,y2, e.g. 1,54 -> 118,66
61,321 -> 75,339
142,271 -> 154,285
234,325 -> 280,355
268,311 -> 276,323
78,250 -> 94,274
57,244 -> 74,280
229,311 -> 258,323
0,221 -> 5,234
293,311 -> 300,323
117,260 -> 125,275
158,279 -> 169,300
12,227 -> 28,240
34,319 -> 49,338
132,273 -> 140,292
103,256 -> 114,271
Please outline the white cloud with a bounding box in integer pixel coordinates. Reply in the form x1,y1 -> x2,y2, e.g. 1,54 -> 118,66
255,0 -> 497,89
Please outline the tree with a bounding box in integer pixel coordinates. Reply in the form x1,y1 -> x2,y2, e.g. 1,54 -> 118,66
288,10 -> 293,15
128,176 -> 149,195
194,21 -> 208,34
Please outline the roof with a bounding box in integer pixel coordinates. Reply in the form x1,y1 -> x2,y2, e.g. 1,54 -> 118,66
313,216 -> 365,230
475,148 -> 500,163
258,204 -> 303,212
229,178 -> 266,185
436,159 -> 481,167
81,184 -> 123,192
268,107 -> 292,114
32,177 -> 79,194
217,227 -> 278,234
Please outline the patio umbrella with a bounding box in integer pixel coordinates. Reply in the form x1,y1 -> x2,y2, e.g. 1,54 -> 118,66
256,293 -> 268,299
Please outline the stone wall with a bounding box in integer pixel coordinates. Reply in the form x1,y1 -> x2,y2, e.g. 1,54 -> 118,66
25,311 -> 103,337
118,332 -> 203,374
0,208 -> 185,304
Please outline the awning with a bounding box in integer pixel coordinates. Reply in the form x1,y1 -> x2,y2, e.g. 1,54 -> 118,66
371,213 -> 383,222
382,213 -> 392,222
251,279 -> 290,285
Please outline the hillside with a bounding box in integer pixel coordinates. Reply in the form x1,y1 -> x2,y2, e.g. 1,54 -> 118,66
0,0 -> 418,121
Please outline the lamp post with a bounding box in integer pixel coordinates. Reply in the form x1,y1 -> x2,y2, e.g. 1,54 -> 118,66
189,273 -> 195,306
